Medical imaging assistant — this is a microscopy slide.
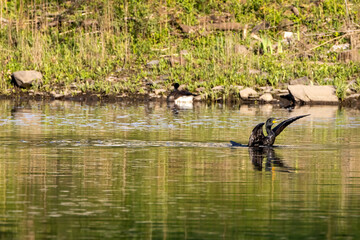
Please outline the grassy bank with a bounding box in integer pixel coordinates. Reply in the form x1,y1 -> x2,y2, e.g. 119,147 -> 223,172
1,0 -> 360,101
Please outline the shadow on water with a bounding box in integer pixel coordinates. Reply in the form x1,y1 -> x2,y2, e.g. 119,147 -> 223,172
248,147 -> 293,172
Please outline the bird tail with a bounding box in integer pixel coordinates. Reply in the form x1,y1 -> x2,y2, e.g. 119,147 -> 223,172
230,141 -> 246,147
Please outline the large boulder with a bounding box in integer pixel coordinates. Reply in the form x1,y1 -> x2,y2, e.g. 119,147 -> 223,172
289,76 -> 310,85
12,71 -> 42,88
259,93 -> 273,102
240,87 -> 258,99
288,85 -> 339,103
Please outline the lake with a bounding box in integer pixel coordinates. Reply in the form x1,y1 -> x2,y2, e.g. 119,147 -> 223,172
0,100 -> 360,239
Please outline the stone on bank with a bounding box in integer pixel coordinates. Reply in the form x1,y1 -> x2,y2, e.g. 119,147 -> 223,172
287,84 -> 339,103
259,93 -> 273,102
240,87 -> 258,100
12,71 -> 43,88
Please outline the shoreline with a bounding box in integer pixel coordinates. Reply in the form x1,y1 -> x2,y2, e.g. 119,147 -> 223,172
2,90 -> 359,109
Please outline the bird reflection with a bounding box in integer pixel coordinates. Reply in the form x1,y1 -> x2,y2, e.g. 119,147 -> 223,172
248,147 -> 293,172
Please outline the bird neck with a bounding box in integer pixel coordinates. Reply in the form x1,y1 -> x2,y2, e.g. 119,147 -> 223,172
265,124 -> 274,136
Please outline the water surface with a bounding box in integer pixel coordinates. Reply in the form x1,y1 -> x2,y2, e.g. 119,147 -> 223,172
0,100 -> 360,239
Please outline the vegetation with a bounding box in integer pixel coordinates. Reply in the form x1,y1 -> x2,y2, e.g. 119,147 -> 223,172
1,0 -> 360,100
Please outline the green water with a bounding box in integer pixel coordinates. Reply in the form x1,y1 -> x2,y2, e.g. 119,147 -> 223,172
0,100 -> 360,239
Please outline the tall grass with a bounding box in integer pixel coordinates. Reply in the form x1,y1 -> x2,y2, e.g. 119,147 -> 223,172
0,0 -> 359,99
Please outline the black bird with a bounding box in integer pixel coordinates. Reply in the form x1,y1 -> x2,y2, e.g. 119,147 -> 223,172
231,114 -> 310,147
167,83 -> 196,103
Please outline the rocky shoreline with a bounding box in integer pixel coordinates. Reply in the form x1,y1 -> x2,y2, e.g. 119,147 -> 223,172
3,84 -> 360,109
5,70 -> 360,108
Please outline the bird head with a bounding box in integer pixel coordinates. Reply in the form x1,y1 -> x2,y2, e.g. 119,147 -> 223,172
173,83 -> 180,90
266,117 -> 278,127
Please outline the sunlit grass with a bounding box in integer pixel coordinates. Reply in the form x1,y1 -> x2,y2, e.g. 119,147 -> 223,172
0,0 -> 359,100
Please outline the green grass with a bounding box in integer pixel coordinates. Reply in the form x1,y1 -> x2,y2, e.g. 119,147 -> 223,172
0,0 -> 359,100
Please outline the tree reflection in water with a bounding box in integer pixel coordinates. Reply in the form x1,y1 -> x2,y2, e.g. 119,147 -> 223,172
248,147 -> 293,172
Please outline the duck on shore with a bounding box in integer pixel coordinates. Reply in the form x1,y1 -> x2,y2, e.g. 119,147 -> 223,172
167,83 -> 196,104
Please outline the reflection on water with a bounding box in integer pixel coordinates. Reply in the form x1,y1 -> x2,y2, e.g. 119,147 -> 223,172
248,147 -> 293,172
0,100 -> 360,239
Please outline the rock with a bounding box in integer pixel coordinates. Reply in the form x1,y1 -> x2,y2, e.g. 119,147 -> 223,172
194,95 -> 204,101
35,91 -> 45,96
154,89 -> 166,95
283,31 -> 298,43
11,70 -> 43,88
234,44 -> 249,55
345,93 -> 360,100
290,76 -> 310,85
330,43 -> 350,52
259,86 -> 273,93
347,80 -> 358,93
50,91 -> 64,99
250,33 -> 262,42
69,83 -> 77,89
212,86 -> 224,91
169,56 -> 186,66
273,89 -> 289,94
240,87 -> 258,99
288,85 -> 339,103
63,89 -> 72,97
259,93 -> 273,102
196,87 -> 206,93
290,5 -> 300,16
71,90 -> 82,95
346,88 -> 355,95
148,93 -> 161,98
117,93 -> 128,98
146,60 -> 160,68
106,76 -> 119,82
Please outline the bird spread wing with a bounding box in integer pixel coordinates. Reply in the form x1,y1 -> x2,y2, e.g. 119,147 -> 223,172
179,90 -> 196,96
272,114 -> 310,137
248,122 -> 265,146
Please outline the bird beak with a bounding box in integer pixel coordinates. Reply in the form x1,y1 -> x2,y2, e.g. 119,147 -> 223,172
273,118 -> 281,123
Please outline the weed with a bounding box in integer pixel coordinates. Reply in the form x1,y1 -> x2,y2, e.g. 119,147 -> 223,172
0,0 -> 358,101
